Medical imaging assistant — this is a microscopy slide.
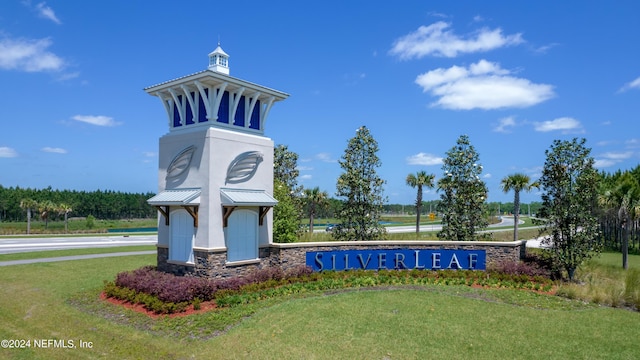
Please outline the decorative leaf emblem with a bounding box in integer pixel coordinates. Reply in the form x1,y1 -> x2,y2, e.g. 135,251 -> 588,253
166,145 -> 195,179
226,151 -> 263,184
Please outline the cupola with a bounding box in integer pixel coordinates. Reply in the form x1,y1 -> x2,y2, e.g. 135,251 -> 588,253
208,43 -> 229,75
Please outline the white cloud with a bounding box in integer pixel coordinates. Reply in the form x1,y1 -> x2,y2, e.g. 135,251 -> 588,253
594,151 -> 633,168
315,153 -> 336,163
300,174 -> 312,181
55,71 -> 80,81
35,2 -> 62,24
533,117 -> 583,133
626,138 -> 640,148
600,151 -> 633,160
0,147 -> 18,158
389,21 -> 523,59
415,60 -> 554,110
619,76 -> 640,92
0,36 -> 65,72
483,173 -> 492,179
406,152 -> 443,166
594,159 -> 618,168
42,147 -> 67,154
72,115 -> 121,127
297,165 -> 313,171
533,43 -> 559,54
142,151 -> 156,157
493,116 -> 516,133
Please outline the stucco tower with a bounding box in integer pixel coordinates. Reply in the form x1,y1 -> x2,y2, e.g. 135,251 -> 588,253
145,44 -> 288,277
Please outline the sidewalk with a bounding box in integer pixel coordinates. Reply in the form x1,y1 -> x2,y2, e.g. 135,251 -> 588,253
0,250 -> 155,266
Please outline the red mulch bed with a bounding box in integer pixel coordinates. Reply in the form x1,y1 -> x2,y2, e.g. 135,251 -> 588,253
101,284 -> 555,319
100,292 -> 217,318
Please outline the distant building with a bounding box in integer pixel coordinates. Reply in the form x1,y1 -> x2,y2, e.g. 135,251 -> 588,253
145,44 -> 288,276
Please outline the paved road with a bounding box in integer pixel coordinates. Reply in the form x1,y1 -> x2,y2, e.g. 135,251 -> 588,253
321,216 -> 521,234
0,251 -> 156,267
0,217 -> 543,266
0,235 -> 157,254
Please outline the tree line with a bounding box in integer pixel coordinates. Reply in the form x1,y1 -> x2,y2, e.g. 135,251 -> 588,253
0,185 -> 157,223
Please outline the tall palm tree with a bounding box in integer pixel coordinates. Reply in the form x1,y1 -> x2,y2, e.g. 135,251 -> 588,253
38,200 -> 56,229
599,173 -> 640,269
303,187 -> 328,234
500,173 -> 539,241
19,198 -> 38,234
406,171 -> 435,234
58,203 -> 73,233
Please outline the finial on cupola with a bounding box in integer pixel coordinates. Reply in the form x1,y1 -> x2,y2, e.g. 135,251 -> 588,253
208,40 -> 229,75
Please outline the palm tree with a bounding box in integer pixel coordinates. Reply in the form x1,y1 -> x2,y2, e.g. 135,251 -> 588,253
38,200 -> 56,229
599,173 -> 640,269
58,203 -> 73,233
303,187 -> 328,234
406,171 -> 435,234
19,198 -> 38,234
500,173 -> 539,241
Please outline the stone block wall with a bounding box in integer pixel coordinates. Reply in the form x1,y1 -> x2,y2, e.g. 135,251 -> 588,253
156,240 -> 527,278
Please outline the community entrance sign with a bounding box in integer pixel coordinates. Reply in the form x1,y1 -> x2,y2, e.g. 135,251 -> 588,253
306,249 -> 486,271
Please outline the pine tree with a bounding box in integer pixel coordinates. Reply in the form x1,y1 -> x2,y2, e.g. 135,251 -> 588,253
437,135 -> 488,241
334,126 -> 386,241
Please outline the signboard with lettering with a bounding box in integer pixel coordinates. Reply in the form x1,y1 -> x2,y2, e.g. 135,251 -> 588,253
306,249 -> 486,272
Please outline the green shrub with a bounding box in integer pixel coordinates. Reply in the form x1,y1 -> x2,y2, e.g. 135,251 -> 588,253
106,264 -> 554,315
86,215 -> 95,229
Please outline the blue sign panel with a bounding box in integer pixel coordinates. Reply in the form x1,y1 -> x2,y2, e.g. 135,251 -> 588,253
306,249 -> 486,272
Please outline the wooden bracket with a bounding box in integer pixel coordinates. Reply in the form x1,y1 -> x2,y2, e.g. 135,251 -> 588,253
182,205 -> 199,227
259,206 -> 271,226
222,206 -> 236,227
155,206 -> 170,226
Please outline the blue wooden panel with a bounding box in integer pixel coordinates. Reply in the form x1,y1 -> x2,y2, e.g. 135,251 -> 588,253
249,99 -> 260,130
306,249 -> 486,272
172,97 -> 181,127
185,92 -> 195,125
234,96 -> 245,127
198,89 -> 207,123
218,91 -> 229,124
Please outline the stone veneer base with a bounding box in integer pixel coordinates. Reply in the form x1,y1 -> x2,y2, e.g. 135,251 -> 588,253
156,240 -> 527,278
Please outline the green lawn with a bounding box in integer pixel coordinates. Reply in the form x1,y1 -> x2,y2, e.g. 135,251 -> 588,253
1,250 -> 639,359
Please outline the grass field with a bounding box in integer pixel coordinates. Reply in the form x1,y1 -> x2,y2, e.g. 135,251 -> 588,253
0,218 -> 157,235
1,249 -> 639,359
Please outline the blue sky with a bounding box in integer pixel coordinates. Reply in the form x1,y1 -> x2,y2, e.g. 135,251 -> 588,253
1,1 -> 639,205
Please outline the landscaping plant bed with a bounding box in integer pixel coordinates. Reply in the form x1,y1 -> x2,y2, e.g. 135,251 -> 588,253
103,259 -> 554,316
100,291 -> 217,318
